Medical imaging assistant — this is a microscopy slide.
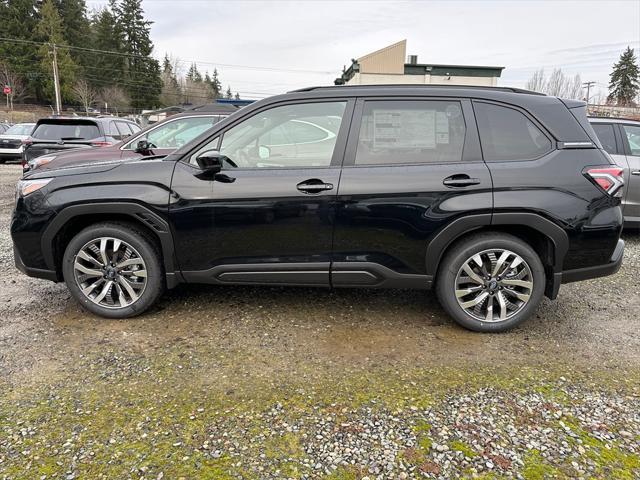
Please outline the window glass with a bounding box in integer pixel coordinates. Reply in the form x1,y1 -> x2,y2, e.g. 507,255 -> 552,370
219,102 -> 346,168
129,123 -> 141,134
4,124 -> 34,135
144,116 -> 216,149
591,123 -> 617,155
115,121 -> 133,138
354,100 -> 466,165
622,125 -> 640,156
106,121 -> 121,139
32,122 -> 100,140
474,102 -> 552,161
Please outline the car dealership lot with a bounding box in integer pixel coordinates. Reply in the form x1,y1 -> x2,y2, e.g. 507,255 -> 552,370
1,164 -> 639,478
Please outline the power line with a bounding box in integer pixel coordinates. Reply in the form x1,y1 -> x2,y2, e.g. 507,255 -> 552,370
0,36 -> 336,75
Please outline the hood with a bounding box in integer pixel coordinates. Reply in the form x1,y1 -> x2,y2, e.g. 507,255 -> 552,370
30,144 -> 127,171
0,134 -> 30,141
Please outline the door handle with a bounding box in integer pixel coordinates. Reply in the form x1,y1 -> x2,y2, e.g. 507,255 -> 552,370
632,170 -> 640,176
297,179 -> 334,194
443,174 -> 481,187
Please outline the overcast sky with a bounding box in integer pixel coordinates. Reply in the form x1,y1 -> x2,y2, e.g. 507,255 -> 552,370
88,0 -> 640,100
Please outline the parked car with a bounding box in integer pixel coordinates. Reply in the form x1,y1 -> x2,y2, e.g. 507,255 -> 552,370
0,122 -> 35,163
22,116 -> 141,169
24,107 -> 234,171
12,85 -> 624,332
589,117 -> 640,228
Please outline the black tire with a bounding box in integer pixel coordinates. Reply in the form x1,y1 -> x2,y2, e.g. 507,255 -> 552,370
62,222 -> 165,318
435,232 -> 545,332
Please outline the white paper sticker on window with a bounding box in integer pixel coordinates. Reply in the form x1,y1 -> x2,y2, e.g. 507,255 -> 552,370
373,109 -> 436,149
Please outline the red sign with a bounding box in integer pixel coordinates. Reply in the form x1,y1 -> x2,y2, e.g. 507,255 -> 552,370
3,86 -> 10,95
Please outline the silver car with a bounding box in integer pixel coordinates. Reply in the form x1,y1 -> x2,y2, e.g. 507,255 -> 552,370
590,117 -> 640,228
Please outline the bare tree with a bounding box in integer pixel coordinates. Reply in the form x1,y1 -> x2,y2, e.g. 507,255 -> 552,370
525,68 -> 546,93
98,86 -> 130,115
525,68 -> 583,99
71,79 -> 98,114
0,63 -> 27,109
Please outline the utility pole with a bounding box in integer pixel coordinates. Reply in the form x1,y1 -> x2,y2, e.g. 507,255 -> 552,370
582,81 -> 596,104
50,43 -> 62,115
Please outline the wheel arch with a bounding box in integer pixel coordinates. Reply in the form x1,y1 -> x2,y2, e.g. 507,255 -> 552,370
426,212 -> 569,298
41,203 -> 181,287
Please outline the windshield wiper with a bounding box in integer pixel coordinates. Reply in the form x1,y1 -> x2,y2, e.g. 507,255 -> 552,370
59,137 -> 85,141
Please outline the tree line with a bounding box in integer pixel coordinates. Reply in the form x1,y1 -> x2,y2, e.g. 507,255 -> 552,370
0,0 -> 239,113
525,47 -> 640,106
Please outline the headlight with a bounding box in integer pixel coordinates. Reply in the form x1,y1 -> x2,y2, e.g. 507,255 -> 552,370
31,154 -> 57,169
17,178 -> 52,197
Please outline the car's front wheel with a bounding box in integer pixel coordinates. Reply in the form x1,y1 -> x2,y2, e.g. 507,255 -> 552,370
62,222 -> 164,318
435,233 -> 545,332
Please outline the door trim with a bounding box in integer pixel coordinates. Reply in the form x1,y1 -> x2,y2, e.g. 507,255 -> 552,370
182,262 -> 330,286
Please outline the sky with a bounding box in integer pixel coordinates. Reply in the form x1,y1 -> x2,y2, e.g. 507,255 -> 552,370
87,0 -> 640,100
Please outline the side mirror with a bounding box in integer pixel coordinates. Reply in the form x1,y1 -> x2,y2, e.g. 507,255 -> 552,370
196,150 -> 227,176
135,139 -> 152,154
258,145 -> 270,160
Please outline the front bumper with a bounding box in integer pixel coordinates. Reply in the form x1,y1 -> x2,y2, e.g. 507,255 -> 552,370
13,245 -> 60,282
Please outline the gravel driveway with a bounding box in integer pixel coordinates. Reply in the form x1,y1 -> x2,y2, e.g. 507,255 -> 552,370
0,164 -> 638,479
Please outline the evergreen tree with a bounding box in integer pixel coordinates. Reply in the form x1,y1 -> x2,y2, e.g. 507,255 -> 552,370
91,4 -> 126,87
112,0 -> 162,109
160,53 -> 181,106
225,85 -> 232,99
36,0 -> 78,103
186,63 -> 202,83
210,68 -> 221,98
0,0 -> 41,102
608,47 -> 640,106
234,92 -> 240,100
54,0 -> 91,70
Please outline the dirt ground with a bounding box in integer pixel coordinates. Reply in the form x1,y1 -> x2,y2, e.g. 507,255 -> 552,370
1,163 -> 639,479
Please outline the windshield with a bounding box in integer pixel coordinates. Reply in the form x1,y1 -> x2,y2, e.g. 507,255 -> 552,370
4,124 -> 35,136
32,122 -> 100,141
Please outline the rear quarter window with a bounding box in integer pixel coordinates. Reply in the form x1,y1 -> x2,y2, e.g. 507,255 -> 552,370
474,101 -> 552,161
591,123 -> 617,155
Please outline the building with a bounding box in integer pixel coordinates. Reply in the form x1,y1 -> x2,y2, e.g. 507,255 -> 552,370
335,40 -> 504,87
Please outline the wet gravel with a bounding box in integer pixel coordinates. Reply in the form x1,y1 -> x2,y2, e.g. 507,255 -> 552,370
1,164 -> 639,479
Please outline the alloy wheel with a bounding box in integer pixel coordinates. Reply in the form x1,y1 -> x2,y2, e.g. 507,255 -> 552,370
454,248 -> 533,323
73,236 -> 147,309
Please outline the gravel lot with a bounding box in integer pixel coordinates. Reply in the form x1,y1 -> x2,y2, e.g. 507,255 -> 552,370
0,164 -> 639,479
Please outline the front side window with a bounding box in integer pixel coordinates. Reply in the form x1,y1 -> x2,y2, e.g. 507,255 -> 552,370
354,100 -> 466,165
622,124 -> 640,156
474,102 -> 552,161
219,102 -> 346,168
591,123 -> 617,155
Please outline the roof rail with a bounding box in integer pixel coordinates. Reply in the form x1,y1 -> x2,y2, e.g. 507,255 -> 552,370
288,84 -> 545,96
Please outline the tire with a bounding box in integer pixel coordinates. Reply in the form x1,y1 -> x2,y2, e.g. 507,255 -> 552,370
62,222 -> 165,318
435,232 -> 545,332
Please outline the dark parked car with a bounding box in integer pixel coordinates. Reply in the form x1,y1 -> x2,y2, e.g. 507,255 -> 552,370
589,117 -> 640,228
22,116 -> 141,168
24,106 -> 236,171
11,85 -> 624,332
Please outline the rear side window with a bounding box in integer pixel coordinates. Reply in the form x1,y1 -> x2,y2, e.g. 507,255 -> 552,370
32,122 -> 100,141
129,123 -> 141,134
474,102 -> 552,161
591,123 -> 617,155
355,100 -> 466,165
115,121 -> 133,138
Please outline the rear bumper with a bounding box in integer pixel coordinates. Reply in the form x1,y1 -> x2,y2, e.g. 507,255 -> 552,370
561,238 -> 624,284
14,245 -> 59,282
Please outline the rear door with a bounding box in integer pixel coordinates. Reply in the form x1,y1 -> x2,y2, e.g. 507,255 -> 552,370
331,97 -> 492,287
619,123 -> 640,222
590,122 -> 632,216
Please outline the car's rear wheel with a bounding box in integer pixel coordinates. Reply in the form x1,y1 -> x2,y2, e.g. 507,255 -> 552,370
436,233 -> 545,332
62,222 -> 164,318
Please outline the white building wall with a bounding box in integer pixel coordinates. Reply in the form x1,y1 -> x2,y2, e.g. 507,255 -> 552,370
347,72 -> 498,87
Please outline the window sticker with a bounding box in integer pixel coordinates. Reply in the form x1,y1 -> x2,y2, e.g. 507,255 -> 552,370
373,109 -> 436,149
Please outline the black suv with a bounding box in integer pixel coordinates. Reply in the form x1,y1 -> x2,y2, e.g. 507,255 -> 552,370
11,85 -> 624,332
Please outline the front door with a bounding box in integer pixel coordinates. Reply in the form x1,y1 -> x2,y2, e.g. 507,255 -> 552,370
331,98 -> 493,287
620,123 -> 640,222
169,100 -> 353,285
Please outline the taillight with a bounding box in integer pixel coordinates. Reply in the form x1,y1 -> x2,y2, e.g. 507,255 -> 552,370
91,141 -> 113,147
584,167 -> 624,197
